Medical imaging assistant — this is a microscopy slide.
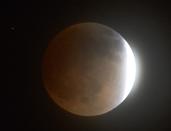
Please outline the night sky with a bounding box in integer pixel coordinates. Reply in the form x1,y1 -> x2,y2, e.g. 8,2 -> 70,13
7,1 -> 171,130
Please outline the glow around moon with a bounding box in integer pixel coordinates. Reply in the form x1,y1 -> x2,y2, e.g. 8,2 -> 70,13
42,22 -> 136,116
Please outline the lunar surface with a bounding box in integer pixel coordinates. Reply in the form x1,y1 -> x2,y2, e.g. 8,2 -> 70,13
42,23 -> 136,116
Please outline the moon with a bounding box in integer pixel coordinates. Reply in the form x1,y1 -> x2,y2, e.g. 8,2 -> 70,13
42,22 -> 136,116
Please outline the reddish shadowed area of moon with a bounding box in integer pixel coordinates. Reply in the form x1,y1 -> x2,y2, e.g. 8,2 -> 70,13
42,23 -> 135,116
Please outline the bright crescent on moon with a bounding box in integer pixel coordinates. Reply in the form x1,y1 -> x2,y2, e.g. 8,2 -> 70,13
122,39 -> 136,100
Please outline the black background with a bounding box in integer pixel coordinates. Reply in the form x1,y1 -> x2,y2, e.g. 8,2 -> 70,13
6,1 -> 171,130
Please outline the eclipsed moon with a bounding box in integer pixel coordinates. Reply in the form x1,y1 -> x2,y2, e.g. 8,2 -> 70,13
42,22 -> 136,116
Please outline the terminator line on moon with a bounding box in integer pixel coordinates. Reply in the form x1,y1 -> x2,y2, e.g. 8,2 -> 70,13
42,22 -> 136,116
